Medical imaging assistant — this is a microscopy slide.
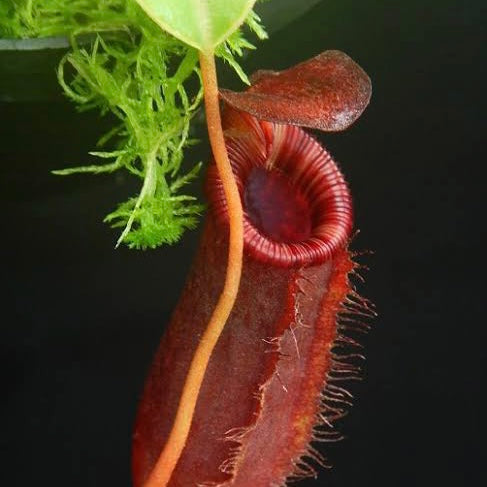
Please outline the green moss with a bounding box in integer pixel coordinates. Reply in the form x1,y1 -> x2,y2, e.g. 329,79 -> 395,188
1,0 -> 266,249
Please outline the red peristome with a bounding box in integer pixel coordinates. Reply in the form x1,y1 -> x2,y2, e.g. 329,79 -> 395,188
220,50 -> 372,132
207,107 -> 353,267
132,107 -> 362,486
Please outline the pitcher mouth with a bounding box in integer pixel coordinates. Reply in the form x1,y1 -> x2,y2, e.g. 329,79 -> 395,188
206,109 -> 353,268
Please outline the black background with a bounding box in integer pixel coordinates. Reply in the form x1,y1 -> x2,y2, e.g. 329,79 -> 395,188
1,0 -> 485,486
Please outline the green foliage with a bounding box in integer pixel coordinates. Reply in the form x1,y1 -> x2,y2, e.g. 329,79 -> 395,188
1,0 -> 267,249
134,0 -> 257,53
216,9 -> 268,85
1,0 -> 136,38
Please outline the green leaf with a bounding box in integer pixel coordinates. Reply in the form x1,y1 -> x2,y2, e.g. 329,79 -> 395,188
134,0 -> 257,52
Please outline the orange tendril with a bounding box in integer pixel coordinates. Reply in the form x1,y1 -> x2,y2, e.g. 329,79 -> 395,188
143,52 -> 244,487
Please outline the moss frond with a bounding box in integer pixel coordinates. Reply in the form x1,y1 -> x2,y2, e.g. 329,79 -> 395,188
1,0 -> 266,249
